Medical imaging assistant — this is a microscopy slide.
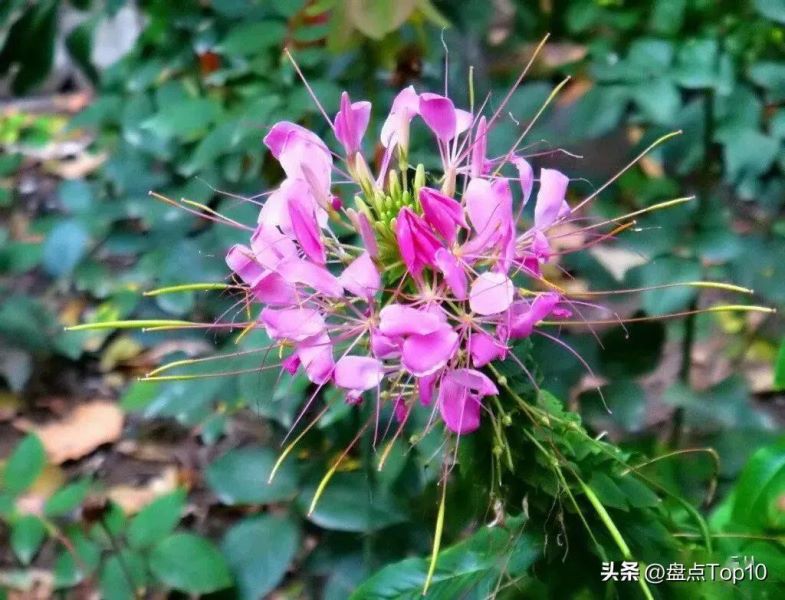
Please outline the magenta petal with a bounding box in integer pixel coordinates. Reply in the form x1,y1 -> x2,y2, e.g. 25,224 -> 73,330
334,356 -> 384,392
251,271 -> 296,306
288,194 -> 325,264
435,248 -> 467,300
334,92 -> 371,155
338,252 -> 380,299
261,307 -> 325,341
419,93 -> 457,142
393,396 -> 410,423
512,156 -> 534,205
378,304 -> 446,337
419,187 -> 466,244
402,326 -> 459,377
278,258 -> 343,298
534,168 -> 570,229
507,292 -> 560,339
394,207 -> 442,277
226,244 -> 264,284
418,373 -> 437,406
438,376 -> 482,434
469,330 -> 507,367
469,272 -> 514,316
282,354 -> 301,375
296,332 -> 334,384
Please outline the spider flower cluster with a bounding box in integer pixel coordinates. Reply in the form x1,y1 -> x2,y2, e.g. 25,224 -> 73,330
226,87 -> 578,436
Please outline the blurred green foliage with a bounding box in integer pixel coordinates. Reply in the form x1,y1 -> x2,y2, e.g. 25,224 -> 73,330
1,0 -> 785,598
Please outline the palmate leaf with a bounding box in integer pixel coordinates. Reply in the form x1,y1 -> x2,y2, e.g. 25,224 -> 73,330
351,516 -> 539,600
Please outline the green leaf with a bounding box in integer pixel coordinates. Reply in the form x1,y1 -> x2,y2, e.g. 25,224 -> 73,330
629,256 -> 703,315
717,127 -> 779,182
730,439 -> 785,530
775,339 -> 785,391
205,447 -> 298,505
0,0 -> 58,94
99,551 -> 147,600
589,473 -> 628,510
44,479 -> 91,517
221,515 -> 300,600
299,472 -> 407,533
42,220 -> 90,278
674,39 -> 720,89
127,489 -> 185,549
10,515 -> 46,565
54,529 -> 101,588
57,180 -> 94,214
218,21 -> 287,55
141,98 -> 222,141
346,0 -> 418,39
754,0 -> 785,24
749,61 -> 785,102
352,517 -> 539,599
149,533 -> 233,594
2,434 -> 45,496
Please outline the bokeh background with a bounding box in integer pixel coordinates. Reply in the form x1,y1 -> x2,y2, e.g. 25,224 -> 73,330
1,0 -> 785,598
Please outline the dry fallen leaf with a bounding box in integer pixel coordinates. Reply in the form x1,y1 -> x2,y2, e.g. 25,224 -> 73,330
108,466 -> 179,514
15,401 -> 124,464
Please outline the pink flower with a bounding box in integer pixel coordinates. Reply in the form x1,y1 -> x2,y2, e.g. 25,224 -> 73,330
226,244 -> 264,285
380,86 -> 420,149
505,292 -> 561,339
261,307 -> 325,342
334,92 -> 371,156
334,356 -> 384,401
470,116 -> 489,178
401,323 -> 459,377
469,330 -> 507,368
278,258 -> 343,298
469,272 -> 514,316
288,193 -> 325,265
434,248 -> 467,300
534,168 -> 571,229
296,332 -> 334,384
264,122 -> 332,203
418,93 -> 472,142
338,252 -> 380,300
378,304 -> 446,337
438,369 -> 498,434
395,207 -> 442,277
512,156 -> 534,205
419,187 -> 467,244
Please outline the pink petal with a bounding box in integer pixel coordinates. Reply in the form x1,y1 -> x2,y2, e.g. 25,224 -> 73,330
393,396 -> 410,423
438,368 -> 498,434
394,207 -> 442,277
334,356 -> 384,392
250,224 -> 297,269
278,258 -> 343,298
346,209 -> 378,257
338,252 -> 380,299
455,109 -> 473,137
470,116 -> 488,178
438,376 -> 481,435
464,178 -> 513,240
418,373 -> 437,406
469,272 -> 514,316
282,354 -> 301,375
434,248 -> 467,300
381,86 -> 419,148
469,330 -> 507,367
419,93 -> 457,142
419,187 -> 466,244
288,194 -> 325,264
261,307 -> 325,341
507,292 -> 560,339
261,179 -> 328,233
296,332 -> 334,384
226,244 -> 264,284
334,92 -> 371,155
371,330 -> 400,359
251,270 -> 296,306
402,325 -> 459,377
378,304 -> 446,337
512,156 -> 534,205
534,168 -> 570,229
264,122 -> 332,205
